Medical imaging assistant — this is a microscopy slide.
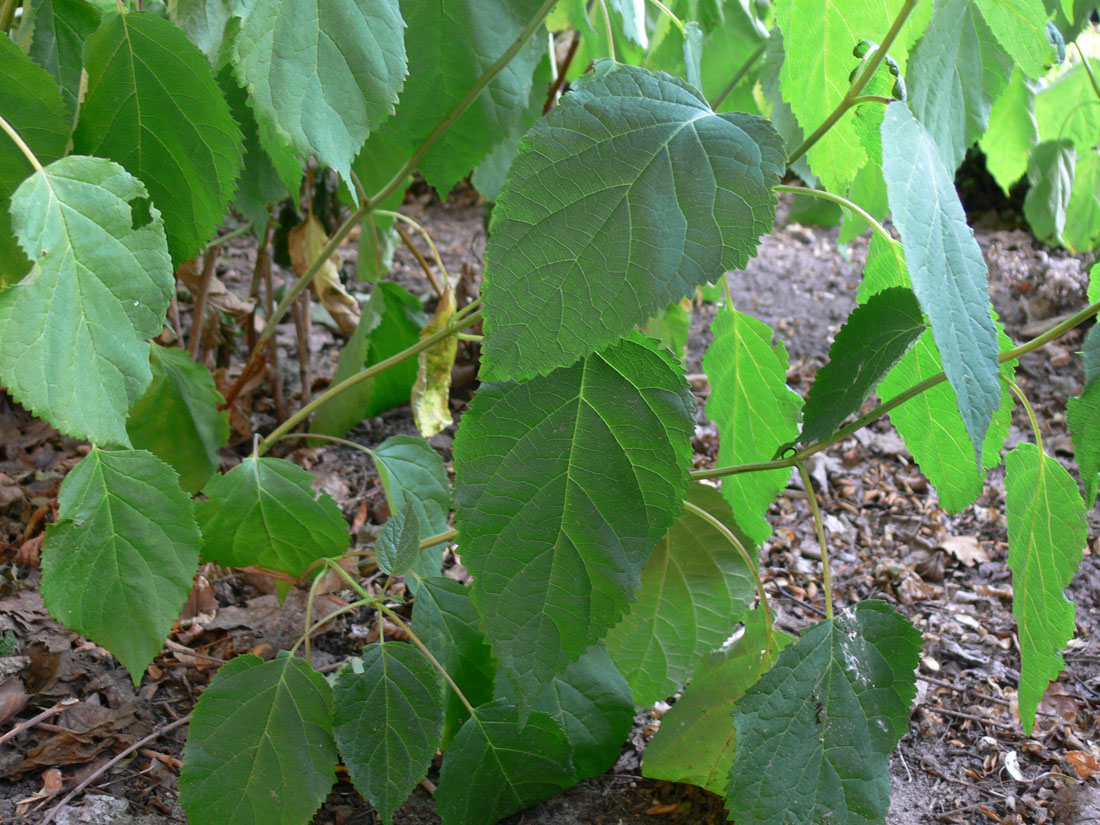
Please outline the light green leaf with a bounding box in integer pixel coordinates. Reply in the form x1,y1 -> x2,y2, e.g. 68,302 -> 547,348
906,0 -> 1013,171
974,0 -> 1056,78
334,642 -> 444,825
1035,58 -> 1100,155
309,291 -> 384,439
643,607 -> 791,795
41,448 -> 200,682
0,156 -> 172,446
168,0 -> 232,64
683,20 -> 703,90
480,62 -> 785,381
800,287 -> 926,445
1024,139 -> 1076,244
180,653 -> 337,825
882,101 -> 1001,462
376,506 -> 420,577
454,334 -> 694,700
126,344 -> 229,494
378,0 -> 543,197
73,12 -> 244,264
436,700 -> 575,825
703,308 -> 803,545
609,0 -> 647,47
643,298 -> 691,362
412,577 -> 495,746
726,601 -> 921,825
1064,148 -> 1100,252
231,0 -> 407,185
196,456 -> 348,577
1006,441 -> 1087,733
14,0 -> 102,114
980,67 -> 1039,195
0,37 -> 71,286
605,484 -> 757,706
1067,324 -> 1100,506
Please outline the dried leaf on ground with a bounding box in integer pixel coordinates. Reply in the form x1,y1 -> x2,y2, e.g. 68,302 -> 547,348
939,535 -> 990,566
289,214 -> 360,336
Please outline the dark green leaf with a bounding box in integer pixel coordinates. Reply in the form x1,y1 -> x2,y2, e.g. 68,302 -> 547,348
41,448 -> 200,682
454,334 -> 694,700
605,484 -> 757,706
480,62 -> 785,381
1024,139 -> 1075,244
881,101 -> 1002,462
800,287 -> 926,445
180,653 -> 337,825
73,13 -> 244,263
1006,441 -> 1087,733
703,308 -> 803,544
436,700 -> 575,825
979,67 -> 1038,195
196,457 -> 348,576
14,0 -> 102,114
0,156 -> 172,446
376,506 -> 420,577
126,344 -> 229,493
1064,148 -> 1100,252
974,0 -> 1056,78
334,643 -> 444,825
1068,324 -> 1100,505
726,601 -> 921,825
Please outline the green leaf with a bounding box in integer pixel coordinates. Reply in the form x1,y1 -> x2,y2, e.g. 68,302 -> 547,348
683,20 -> 703,90
1005,441 -> 1087,733
1064,148 -> 1100,252
350,133 -> 410,281
906,0 -> 1013,171
0,37 -> 71,287
126,345 -> 229,494
643,607 -> 791,795
41,447 -> 201,682
642,298 -> 691,362
480,62 -> 785,381
973,0 -> 1056,78
703,308 -> 803,545
412,577 -> 495,746
454,334 -> 694,700
881,101 -> 1002,462
800,287 -> 926,445
605,484 -> 757,706
0,156 -> 173,446
380,0 -> 545,197
14,0 -> 102,114
1035,58 -> 1100,155
1067,324 -> 1100,506
376,506 -> 420,577
726,601 -> 921,825
436,700 -> 575,825
979,67 -> 1039,195
1024,139 -> 1075,244
180,653 -> 337,825
334,642 -> 444,825
168,0 -> 232,65
196,456 -> 348,577
73,13 -> 244,264
231,0 -> 406,185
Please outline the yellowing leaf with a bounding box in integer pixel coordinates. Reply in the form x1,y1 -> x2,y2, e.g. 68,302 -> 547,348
412,288 -> 457,438
289,214 -> 360,336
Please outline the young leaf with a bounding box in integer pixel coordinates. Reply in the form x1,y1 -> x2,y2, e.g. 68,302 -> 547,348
979,67 -> 1038,195
196,456 -> 348,577
480,62 -> 785,382
41,448 -> 201,682
334,642 -> 444,825
180,653 -> 337,825
0,37 -> 72,286
412,288 -> 457,438
412,576 -> 495,746
703,308 -> 803,545
73,12 -> 244,264
454,334 -> 694,700
435,700 -> 575,825
1035,58 -> 1100,155
643,607 -> 792,795
881,101 -> 1001,462
726,601 -> 921,825
1067,323 -> 1100,506
0,156 -> 172,446
1023,139 -> 1075,245
1064,149 -> 1100,253
126,344 -> 230,493
973,0 -> 1055,78
1005,442 -> 1087,733
13,0 -> 102,114
230,0 -> 406,186
376,505 -> 420,577
605,484 -> 757,707
800,286 -> 926,445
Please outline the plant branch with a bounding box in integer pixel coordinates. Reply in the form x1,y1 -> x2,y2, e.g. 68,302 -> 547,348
795,460 -> 833,620
545,31 -> 581,113
379,209 -> 449,295
0,113 -> 43,172
1004,376 -> 1043,455
206,220 -> 253,250
774,184 -> 895,245
711,42 -> 766,110
1074,42 -> 1100,102
598,0 -> 616,62
0,0 -> 16,34
644,0 -> 683,32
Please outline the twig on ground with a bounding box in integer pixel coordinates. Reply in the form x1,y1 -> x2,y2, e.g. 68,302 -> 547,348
0,697 -> 78,746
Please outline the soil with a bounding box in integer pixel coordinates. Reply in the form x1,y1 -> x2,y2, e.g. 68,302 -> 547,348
1,185 -> 1099,825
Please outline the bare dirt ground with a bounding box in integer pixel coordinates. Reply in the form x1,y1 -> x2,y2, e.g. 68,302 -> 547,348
1,186 -> 1099,825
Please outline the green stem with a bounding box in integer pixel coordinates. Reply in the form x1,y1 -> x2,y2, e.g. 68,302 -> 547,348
644,0 -> 683,32
290,597 -> 372,657
787,0 -> 918,166
774,184 -> 895,245
0,0 -> 16,34
683,499 -> 772,636
849,95 -> 896,106
711,42 -> 766,110
1074,42 -> 1100,102
598,0 -> 616,62
206,220 -> 253,250
368,0 -> 557,208
1004,376 -> 1044,456
269,430 -> 376,455
259,310 -> 483,452
794,460 -> 833,620
0,113 -> 43,172
376,209 -> 451,285
422,528 -> 457,551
